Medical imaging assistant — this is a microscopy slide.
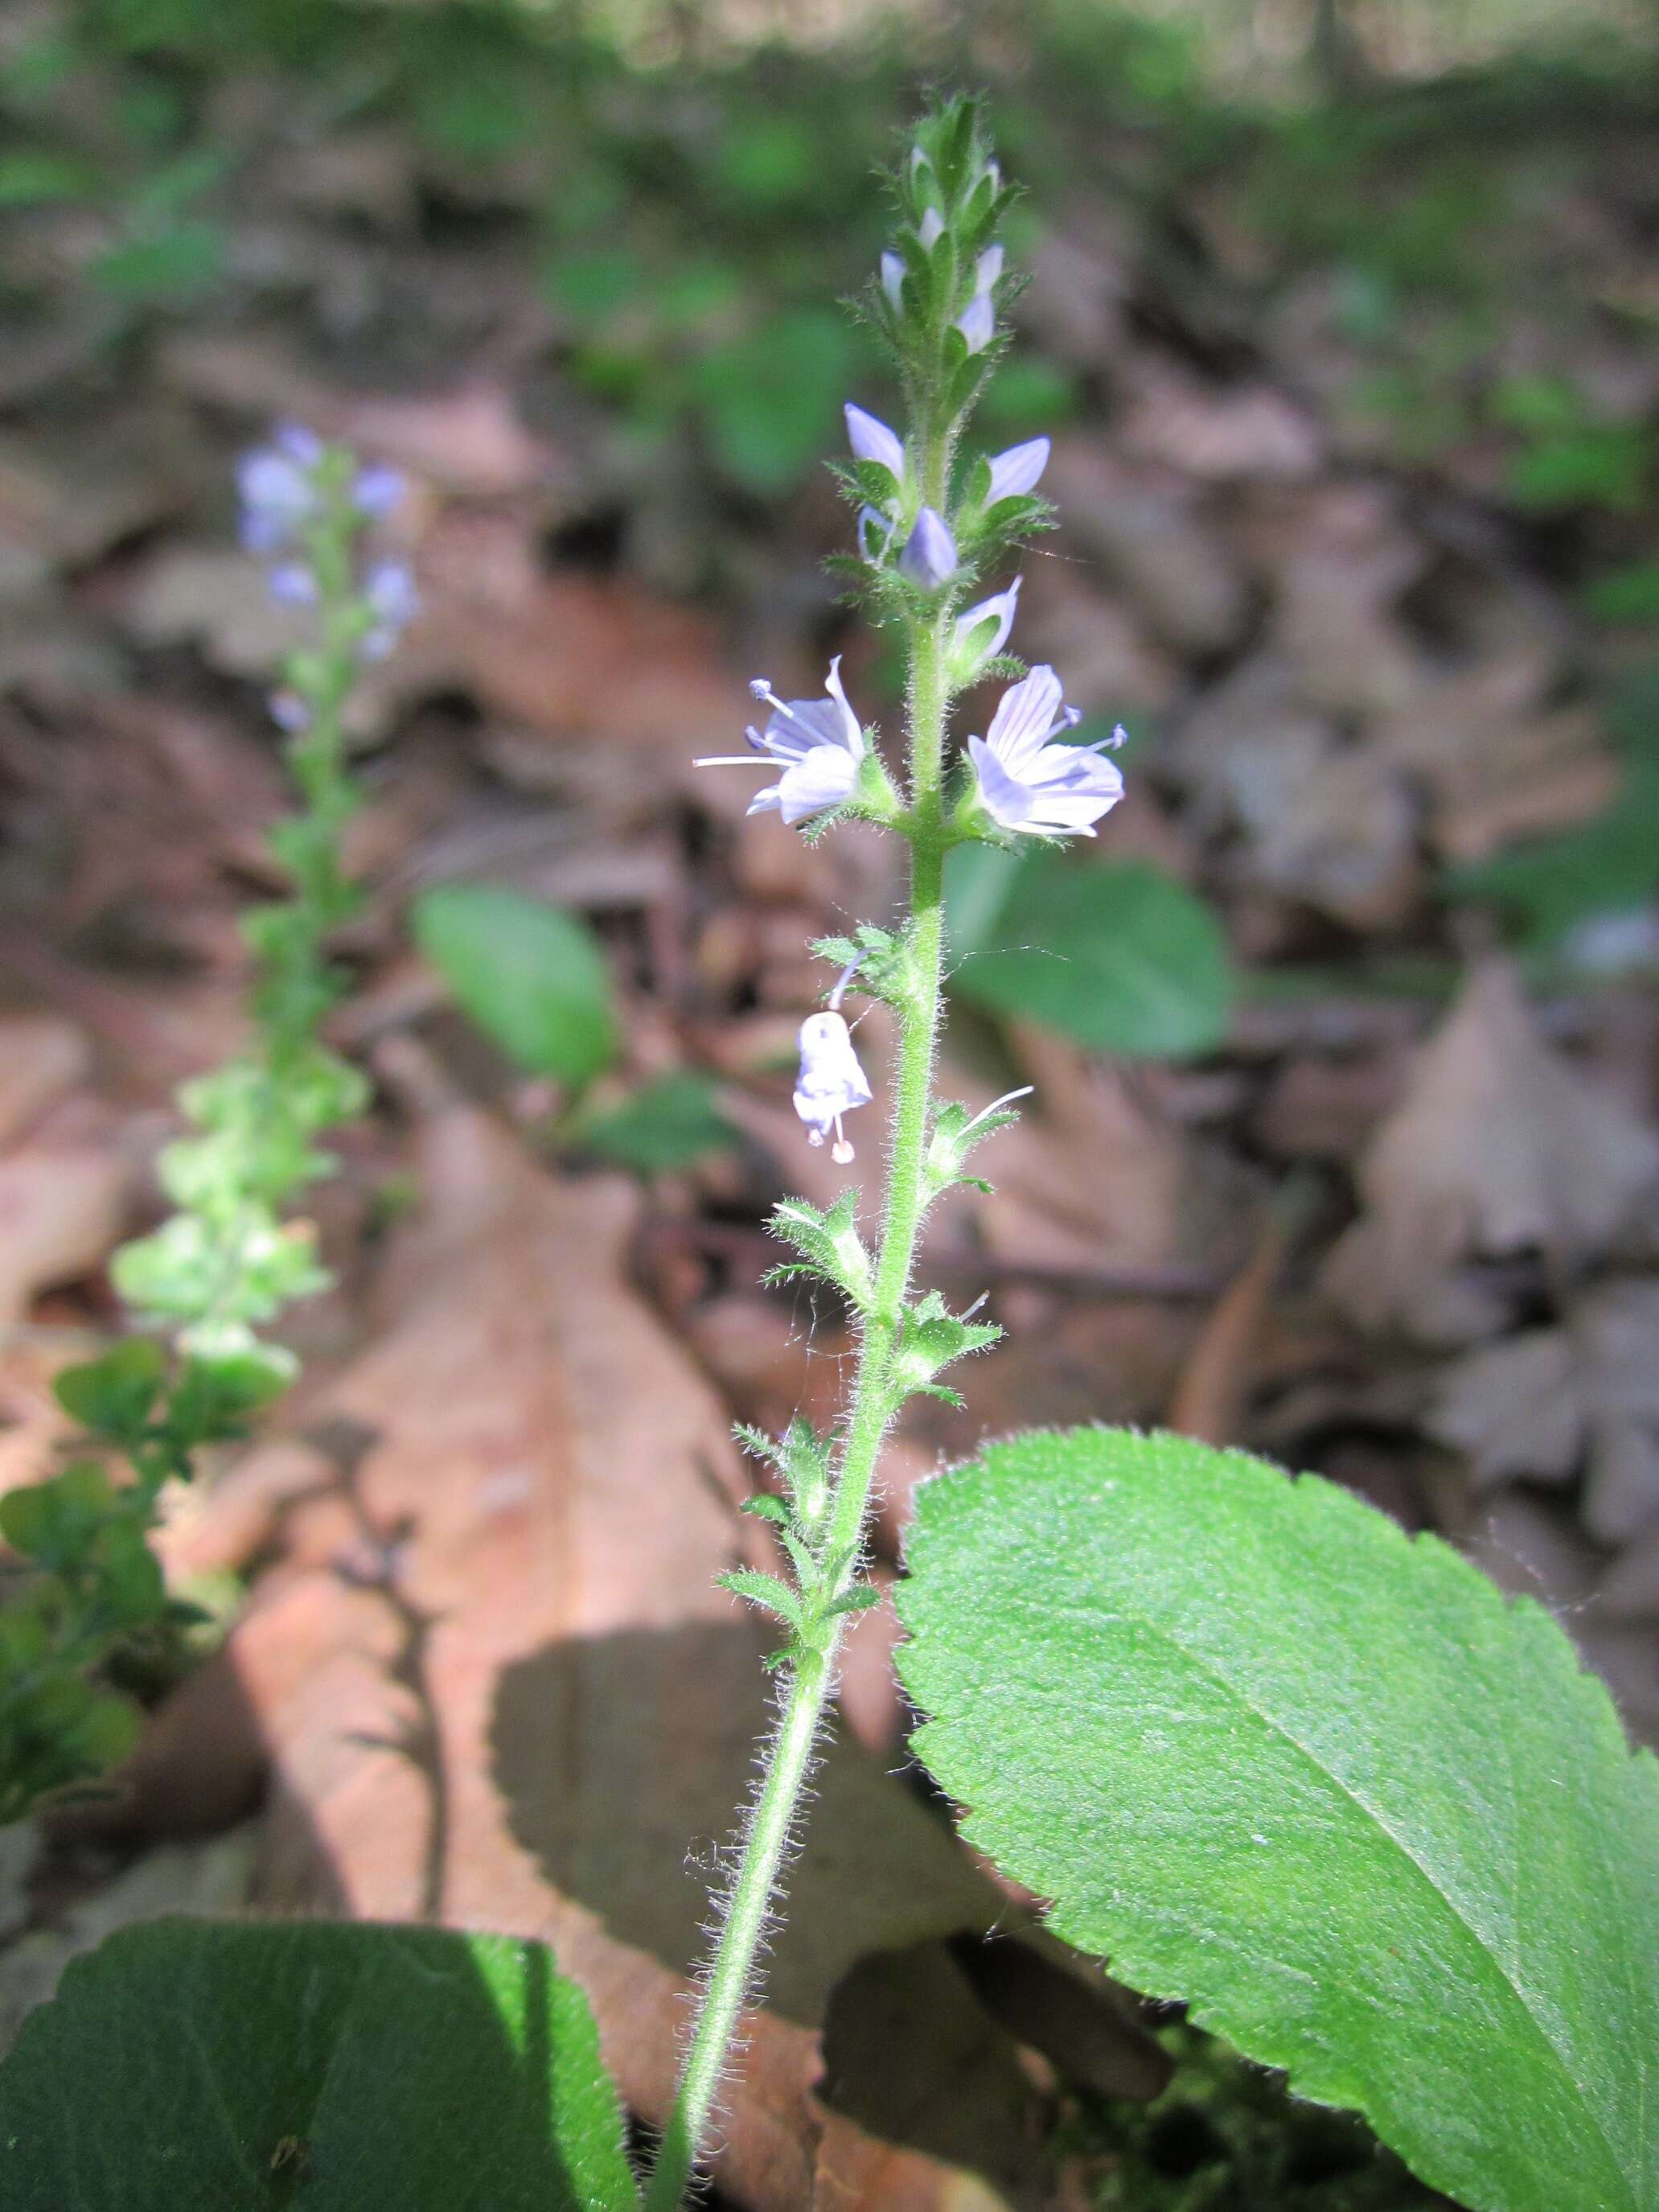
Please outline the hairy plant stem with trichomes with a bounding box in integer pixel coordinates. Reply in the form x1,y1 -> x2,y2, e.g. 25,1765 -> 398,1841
651,97 -> 1120,2203
645,619 -> 950,2212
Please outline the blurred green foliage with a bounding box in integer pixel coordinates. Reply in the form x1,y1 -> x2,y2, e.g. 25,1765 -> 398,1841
414,884 -> 738,1172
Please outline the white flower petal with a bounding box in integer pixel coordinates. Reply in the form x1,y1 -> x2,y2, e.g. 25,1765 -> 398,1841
986,437 -> 1051,505
956,292 -> 995,355
955,575 -> 1021,664
823,655 -> 866,755
844,405 -> 905,479
776,744 -> 859,824
982,665 -> 1065,774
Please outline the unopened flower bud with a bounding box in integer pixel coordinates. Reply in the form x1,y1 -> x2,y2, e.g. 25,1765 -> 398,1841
899,508 -> 959,590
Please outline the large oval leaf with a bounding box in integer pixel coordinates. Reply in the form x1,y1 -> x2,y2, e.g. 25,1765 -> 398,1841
0,1917 -> 637,2211
949,855 -> 1231,1059
897,1427 -> 1659,2212
413,883 -> 618,1086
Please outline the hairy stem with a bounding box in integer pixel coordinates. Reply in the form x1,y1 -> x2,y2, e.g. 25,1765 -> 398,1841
643,619 -> 951,2212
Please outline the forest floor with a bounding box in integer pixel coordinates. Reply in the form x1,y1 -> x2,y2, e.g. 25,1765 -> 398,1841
1,5 -> 1657,2206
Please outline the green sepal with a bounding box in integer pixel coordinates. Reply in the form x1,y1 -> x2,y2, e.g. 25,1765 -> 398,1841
717,1569 -> 805,1636
739,1493 -> 790,1528
768,1191 -> 873,1312
925,1097 -> 1025,1199
887,1290 -> 1001,1408
826,1585 -> 881,1617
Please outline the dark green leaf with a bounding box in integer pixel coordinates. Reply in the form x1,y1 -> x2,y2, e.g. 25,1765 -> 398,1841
951,854 -> 1231,1058
0,1918 -> 637,2211
898,1426 -> 1659,2212
413,884 -> 618,1086
581,1072 -> 737,1174
52,1341 -> 165,1439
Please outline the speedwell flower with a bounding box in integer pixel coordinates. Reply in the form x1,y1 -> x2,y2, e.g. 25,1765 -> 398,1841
360,559 -> 420,660
967,666 -> 1125,838
953,575 -> 1021,671
955,246 -> 1002,356
844,405 -> 905,481
237,423 -> 323,554
898,508 -> 959,590
794,1011 -> 872,1164
985,437 -> 1050,506
695,659 -> 868,827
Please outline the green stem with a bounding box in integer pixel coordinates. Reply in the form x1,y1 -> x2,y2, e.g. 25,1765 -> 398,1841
643,624 -> 951,2212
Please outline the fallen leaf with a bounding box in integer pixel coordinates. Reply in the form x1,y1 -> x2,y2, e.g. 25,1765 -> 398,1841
1430,1279 -> 1659,1543
1047,442 -> 1249,656
0,1138 -> 133,1330
0,1018 -> 90,1152
1322,959 -> 1659,1342
1117,369 -> 1322,482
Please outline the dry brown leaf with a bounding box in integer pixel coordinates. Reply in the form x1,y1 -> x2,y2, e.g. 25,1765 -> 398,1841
0,1018 -> 90,1151
1116,370 -> 1322,482
1046,441 -> 1248,656
1371,658 -> 1618,864
160,335 -> 561,498
1431,1279 -> 1659,1544
0,1137 -> 133,1330
141,1101 -> 1014,2210
1322,959 -> 1659,1342
409,510 -> 739,754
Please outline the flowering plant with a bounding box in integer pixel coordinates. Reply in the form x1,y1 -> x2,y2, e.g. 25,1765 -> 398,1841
0,432 -> 412,1823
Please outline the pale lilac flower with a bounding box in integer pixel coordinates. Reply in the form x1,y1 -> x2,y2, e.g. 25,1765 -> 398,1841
967,666 -> 1125,838
269,689 -> 310,734
986,437 -> 1050,505
694,659 -> 868,827
898,508 -> 958,590
351,463 -> 406,518
844,404 -> 905,480
881,251 -> 905,311
359,558 -> 420,660
794,1011 -> 872,1163
955,245 -> 1003,354
267,561 -> 318,607
956,291 -> 995,355
918,208 -> 945,250
237,430 -> 322,554
954,574 -> 1021,666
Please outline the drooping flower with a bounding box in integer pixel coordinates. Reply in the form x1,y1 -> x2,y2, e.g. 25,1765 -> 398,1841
898,508 -> 959,590
967,666 -> 1125,838
694,659 -> 868,827
844,404 -> 905,480
953,575 -> 1021,669
793,1010 -> 872,1164
986,437 -> 1050,505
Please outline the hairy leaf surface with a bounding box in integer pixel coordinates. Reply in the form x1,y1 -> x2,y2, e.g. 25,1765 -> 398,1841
897,1426 -> 1659,2212
0,1917 -> 637,2210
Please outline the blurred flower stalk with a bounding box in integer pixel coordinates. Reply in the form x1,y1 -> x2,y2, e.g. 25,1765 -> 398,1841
658,97 -> 1122,2206
0,433 -> 409,1824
